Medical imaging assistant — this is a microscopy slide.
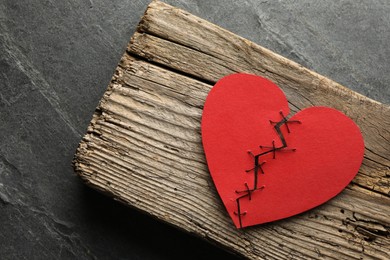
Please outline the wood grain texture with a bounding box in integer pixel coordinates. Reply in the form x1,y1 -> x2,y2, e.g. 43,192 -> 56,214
74,1 -> 390,259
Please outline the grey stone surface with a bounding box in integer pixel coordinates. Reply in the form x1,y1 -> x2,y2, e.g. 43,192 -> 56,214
0,0 -> 388,259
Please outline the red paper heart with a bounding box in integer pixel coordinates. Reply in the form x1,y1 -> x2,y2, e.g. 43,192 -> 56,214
201,73 -> 364,228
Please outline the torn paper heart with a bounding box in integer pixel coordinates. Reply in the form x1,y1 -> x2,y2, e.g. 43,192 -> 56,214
201,73 -> 364,228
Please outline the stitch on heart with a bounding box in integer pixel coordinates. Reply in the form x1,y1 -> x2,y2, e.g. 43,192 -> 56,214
234,111 -> 301,228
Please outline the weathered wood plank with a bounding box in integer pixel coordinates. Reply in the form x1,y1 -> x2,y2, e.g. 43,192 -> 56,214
74,1 -> 390,259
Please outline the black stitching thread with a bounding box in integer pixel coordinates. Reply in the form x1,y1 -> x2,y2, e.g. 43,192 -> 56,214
235,111 -> 301,228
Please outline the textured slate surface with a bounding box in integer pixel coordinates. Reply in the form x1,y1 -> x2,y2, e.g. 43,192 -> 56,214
0,1 -> 389,259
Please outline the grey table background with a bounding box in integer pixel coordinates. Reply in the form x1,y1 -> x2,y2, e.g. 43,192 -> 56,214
1,1 -> 389,259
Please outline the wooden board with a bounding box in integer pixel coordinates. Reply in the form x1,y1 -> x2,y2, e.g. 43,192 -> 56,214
73,1 -> 390,259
